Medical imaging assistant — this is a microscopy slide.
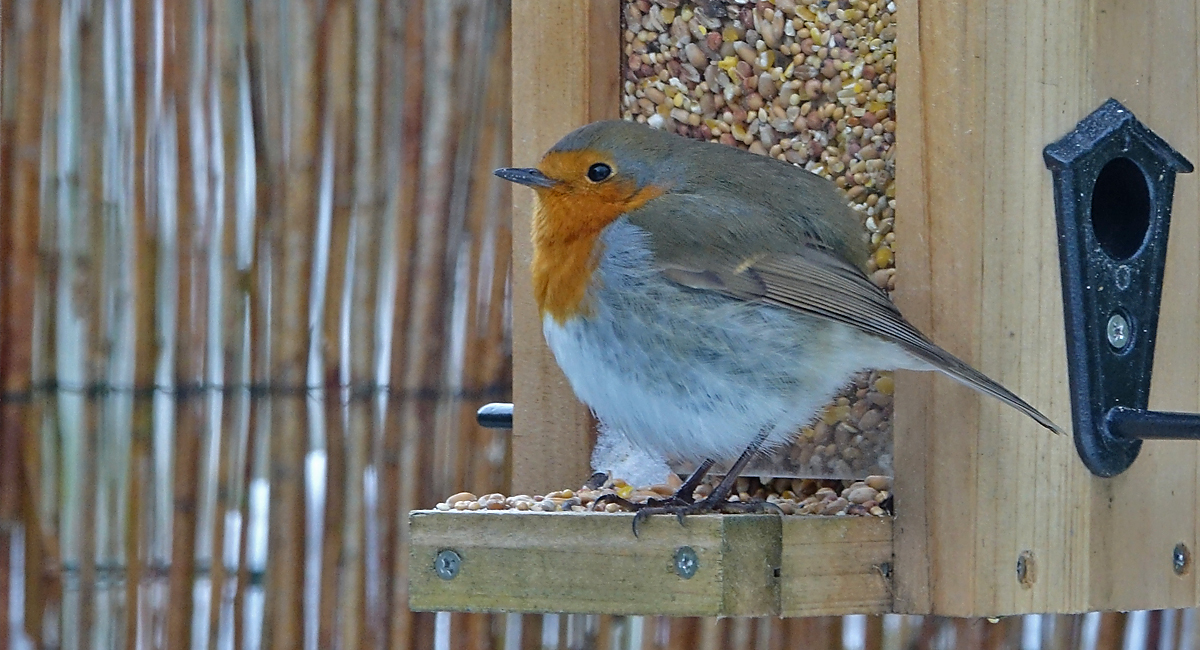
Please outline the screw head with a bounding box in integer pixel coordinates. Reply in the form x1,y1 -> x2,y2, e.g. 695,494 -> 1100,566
1106,313 -> 1130,350
1016,551 -> 1036,588
435,549 -> 462,580
674,546 -> 699,579
1173,543 -> 1191,575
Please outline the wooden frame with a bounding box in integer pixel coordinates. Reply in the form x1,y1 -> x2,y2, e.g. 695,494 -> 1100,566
893,0 -> 1200,616
411,0 -> 1200,619
409,513 -> 891,617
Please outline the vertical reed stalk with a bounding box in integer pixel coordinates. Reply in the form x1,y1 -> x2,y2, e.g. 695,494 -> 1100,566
188,0 -> 226,645
349,0 -> 385,639
1180,610 -> 1198,649
207,0 -> 241,640
0,0 -> 19,532
0,0 -> 14,640
328,0 -> 376,644
261,0 -> 319,645
309,2 -> 350,633
1044,614 -> 1081,650
953,618 -> 986,649
0,0 -> 10,633
126,0 -> 155,643
306,0 -> 359,646
211,69 -> 256,650
754,617 -> 777,650
236,0 -> 278,643
697,616 -> 726,650
94,0 -> 137,645
453,7 -> 509,648
1097,612 -> 1127,649
466,0 -> 513,501
0,538 -> 8,649
1145,610 -> 1164,650
34,0 -> 65,638
383,1 -> 426,646
863,616 -> 884,650
241,0 -> 278,647
666,617 -> 697,650
316,26 -> 353,634
164,0 -> 204,643
318,179 -> 350,650
0,14 -> 56,647
980,616 -> 1016,649
74,2 -> 109,644
729,618 -> 753,650
431,0 -> 481,505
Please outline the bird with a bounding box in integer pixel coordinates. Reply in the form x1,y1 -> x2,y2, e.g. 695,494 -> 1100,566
495,120 -> 1063,526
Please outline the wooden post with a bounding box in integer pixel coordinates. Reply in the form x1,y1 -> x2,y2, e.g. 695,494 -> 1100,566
894,0 -> 1200,616
509,0 -> 620,495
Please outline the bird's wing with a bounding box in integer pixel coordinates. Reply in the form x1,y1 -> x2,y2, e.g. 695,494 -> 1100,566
658,245 -> 1065,435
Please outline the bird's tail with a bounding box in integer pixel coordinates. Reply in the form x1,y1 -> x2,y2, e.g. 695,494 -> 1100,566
902,341 -> 1066,436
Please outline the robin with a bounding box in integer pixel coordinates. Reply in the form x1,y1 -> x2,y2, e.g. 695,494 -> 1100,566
496,120 -> 1063,525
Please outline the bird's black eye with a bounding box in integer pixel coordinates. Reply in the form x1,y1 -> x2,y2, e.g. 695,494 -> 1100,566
586,162 -> 612,182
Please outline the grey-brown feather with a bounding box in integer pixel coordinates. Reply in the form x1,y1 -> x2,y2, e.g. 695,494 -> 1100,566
751,251 -> 1062,434
622,166 -> 1065,436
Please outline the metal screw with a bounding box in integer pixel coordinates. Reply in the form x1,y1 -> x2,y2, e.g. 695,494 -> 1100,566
1016,551 -> 1036,588
1106,313 -> 1130,350
674,546 -> 699,579
1173,543 -> 1191,575
435,549 -> 462,580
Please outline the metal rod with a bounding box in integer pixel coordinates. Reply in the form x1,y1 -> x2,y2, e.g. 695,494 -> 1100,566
476,402 -> 513,429
1106,406 -> 1200,440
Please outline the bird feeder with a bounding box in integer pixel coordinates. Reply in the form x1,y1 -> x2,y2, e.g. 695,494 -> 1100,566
409,0 -> 1200,619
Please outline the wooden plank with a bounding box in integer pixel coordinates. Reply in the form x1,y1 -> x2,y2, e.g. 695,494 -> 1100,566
780,517 -> 893,617
893,0 -> 1093,617
410,511 -> 754,617
894,0 -> 1200,616
408,512 -> 891,617
891,0 -> 936,615
1086,0 -> 1200,614
509,0 -> 620,495
720,514 -> 782,616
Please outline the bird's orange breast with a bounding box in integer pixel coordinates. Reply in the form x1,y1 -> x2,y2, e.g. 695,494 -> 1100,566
530,175 -> 663,324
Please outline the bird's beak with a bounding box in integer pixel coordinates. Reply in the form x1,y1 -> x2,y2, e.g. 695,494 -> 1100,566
494,167 -> 557,188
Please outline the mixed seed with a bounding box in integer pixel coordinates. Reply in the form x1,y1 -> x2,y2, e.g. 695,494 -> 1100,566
621,0 -> 899,479
435,474 -> 892,517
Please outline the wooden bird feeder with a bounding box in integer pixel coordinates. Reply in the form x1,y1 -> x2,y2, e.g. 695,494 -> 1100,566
409,0 -> 1200,618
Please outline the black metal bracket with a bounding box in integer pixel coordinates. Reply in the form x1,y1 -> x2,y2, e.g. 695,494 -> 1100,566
1044,99 -> 1199,477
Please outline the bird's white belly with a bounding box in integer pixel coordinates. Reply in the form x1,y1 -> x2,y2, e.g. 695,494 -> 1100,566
540,219 -> 914,465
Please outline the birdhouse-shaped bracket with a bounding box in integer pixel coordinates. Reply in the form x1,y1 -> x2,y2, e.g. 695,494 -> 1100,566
1044,98 -> 1198,477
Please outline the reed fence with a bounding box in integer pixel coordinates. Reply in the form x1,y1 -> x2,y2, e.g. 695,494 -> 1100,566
0,0 -> 1194,649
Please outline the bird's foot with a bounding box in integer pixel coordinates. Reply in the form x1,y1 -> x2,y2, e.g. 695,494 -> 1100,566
590,488 -> 696,513
587,460 -> 717,522
628,493 -> 783,537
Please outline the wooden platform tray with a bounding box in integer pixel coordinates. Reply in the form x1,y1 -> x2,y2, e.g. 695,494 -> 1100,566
408,511 -> 892,617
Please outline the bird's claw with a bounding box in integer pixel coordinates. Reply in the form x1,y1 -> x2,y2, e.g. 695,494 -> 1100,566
628,494 -> 784,537
590,490 -> 695,513
589,493 -> 638,511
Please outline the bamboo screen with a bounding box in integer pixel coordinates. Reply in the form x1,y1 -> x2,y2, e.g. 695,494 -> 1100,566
0,0 -> 512,647
0,1 -> 1195,650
